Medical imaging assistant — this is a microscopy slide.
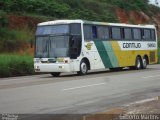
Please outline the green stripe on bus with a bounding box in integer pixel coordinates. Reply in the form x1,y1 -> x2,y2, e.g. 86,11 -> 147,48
94,41 -> 112,68
102,41 -> 119,68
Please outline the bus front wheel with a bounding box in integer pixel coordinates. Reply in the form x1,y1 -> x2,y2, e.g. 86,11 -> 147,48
51,72 -> 60,77
77,60 -> 88,75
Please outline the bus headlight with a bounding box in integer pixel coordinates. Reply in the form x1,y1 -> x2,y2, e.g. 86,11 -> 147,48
34,65 -> 40,69
57,58 -> 64,62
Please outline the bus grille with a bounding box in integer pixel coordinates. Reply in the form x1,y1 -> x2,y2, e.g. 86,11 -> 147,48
41,61 -> 56,63
150,51 -> 155,62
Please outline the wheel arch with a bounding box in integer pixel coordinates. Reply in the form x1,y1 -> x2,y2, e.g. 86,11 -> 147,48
81,57 -> 91,70
136,55 -> 142,62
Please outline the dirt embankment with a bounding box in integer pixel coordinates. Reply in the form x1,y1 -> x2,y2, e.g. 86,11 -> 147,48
8,15 -> 41,31
116,8 -> 160,34
7,15 -> 42,54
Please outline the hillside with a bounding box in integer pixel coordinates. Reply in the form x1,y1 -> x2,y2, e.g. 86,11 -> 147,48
0,0 -> 160,53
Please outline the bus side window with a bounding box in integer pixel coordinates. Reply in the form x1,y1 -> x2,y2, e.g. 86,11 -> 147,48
70,23 -> 81,35
123,28 -> 132,40
151,29 -> 156,41
97,26 -> 109,40
92,26 -> 97,39
111,27 -> 121,40
141,29 -> 144,40
133,28 -> 141,40
143,29 -> 151,41
84,25 -> 93,41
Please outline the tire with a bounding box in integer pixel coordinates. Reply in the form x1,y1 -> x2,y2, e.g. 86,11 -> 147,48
135,56 -> 142,70
77,60 -> 88,75
142,57 -> 147,69
51,72 -> 60,77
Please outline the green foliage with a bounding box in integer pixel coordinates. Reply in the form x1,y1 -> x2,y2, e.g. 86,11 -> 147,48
0,0 -> 71,18
0,0 -> 119,22
0,0 -> 156,23
0,28 -> 33,52
0,10 -> 8,27
150,4 -> 160,15
0,54 -> 34,77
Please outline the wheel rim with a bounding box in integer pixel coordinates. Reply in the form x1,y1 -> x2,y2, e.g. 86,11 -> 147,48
81,62 -> 87,74
143,58 -> 147,67
137,58 -> 141,69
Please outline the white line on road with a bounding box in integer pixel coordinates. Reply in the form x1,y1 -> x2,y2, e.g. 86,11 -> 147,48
124,97 -> 157,107
62,82 -> 106,91
142,75 -> 160,79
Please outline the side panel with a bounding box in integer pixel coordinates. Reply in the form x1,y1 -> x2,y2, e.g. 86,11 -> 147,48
91,41 -> 158,69
113,41 -> 157,66
94,41 -> 119,68
81,41 -> 105,70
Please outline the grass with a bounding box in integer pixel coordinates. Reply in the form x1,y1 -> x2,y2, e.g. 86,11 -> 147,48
0,54 -> 34,77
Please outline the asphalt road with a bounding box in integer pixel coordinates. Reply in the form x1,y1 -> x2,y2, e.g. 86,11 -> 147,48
0,64 -> 160,115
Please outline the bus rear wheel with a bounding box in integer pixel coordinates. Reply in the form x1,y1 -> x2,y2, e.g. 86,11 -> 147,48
51,72 -> 60,77
77,60 -> 88,75
142,57 -> 147,69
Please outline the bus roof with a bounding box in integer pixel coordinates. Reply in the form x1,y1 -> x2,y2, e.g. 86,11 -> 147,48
38,20 -> 155,29
38,20 -> 82,26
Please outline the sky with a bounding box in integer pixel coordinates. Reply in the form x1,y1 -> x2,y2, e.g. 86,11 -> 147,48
149,0 -> 160,7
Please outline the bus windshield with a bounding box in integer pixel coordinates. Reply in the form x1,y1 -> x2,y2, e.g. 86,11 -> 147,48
35,35 -> 69,58
49,36 -> 69,58
35,24 -> 81,58
35,36 -> 49,58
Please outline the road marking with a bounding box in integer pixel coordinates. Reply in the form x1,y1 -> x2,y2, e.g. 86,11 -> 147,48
142,75 -> 160,79
124,97 -> 157,107
62,82 -> 106,91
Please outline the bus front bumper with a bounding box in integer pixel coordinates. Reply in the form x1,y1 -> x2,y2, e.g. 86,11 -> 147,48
34,63 -> 72,73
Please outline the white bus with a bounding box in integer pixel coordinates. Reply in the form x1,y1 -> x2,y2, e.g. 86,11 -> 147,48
34,20 -> 158,76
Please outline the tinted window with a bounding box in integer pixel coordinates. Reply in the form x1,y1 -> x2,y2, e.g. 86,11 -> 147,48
97,26 -> 109,39
84,25 -> 92,40
111,27 -> 121,39
124,28 -> 132,40
36,25 -> 69,35
143,29 -> 151,40
70,23 -> 81,35
151,29 -> 156,41
35,36 -> 49,58
49,36 -> 69,58
133,28 -> 141,40
92,26 -> 97,39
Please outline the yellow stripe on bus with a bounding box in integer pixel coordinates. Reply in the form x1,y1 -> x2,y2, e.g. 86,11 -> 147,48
111,41 -> 158,67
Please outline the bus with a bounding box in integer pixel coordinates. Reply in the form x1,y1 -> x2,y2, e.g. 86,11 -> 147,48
34,20 -> 158,77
